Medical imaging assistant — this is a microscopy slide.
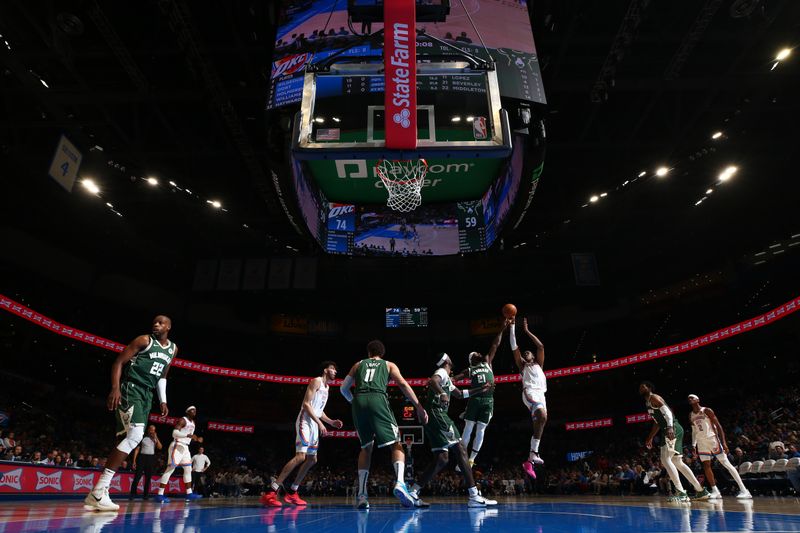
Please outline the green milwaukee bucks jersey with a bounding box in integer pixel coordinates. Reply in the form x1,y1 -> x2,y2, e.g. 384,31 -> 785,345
469,362 -> 494,397
425,368 -> 455,411
647,397 -> 683,433
123,335 -> 176,390
354,358 -> 389,395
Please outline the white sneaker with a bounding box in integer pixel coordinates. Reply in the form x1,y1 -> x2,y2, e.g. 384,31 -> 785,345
83,488 -> 120,512
468,494 -> 498,507
408,489 -> 430,508
356,495 -> 370,509
710,487 -> 722,499
530,453 -> 545,465
393,482 -> 414,508
736,490 -> 752,499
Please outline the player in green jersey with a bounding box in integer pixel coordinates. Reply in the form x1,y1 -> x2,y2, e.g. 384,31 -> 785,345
84,315 -> 176,512
456,320 -> 509,467
340,339 -> 428,509
639,381 -> 709,502
408,353 -> 497,507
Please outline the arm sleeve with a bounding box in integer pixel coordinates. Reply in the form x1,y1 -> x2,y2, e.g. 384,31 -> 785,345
509,324 -> 518,351
659,405 -> 674,427
340,375 -> 354,403
157,378 -> 167,404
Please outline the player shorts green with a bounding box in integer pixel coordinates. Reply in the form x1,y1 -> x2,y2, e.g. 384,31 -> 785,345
115,381 -> 153,436
352,392 -> 399,449
661,424 -> 685,456
464,396 -> 494,424
424,408 -> 461,452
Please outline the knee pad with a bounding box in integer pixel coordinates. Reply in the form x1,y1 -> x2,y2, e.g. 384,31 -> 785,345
116,424 -> 145,454
183,468 -> 192,483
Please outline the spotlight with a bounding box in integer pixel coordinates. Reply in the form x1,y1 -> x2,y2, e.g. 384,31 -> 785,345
600,192 -> 608,197
718,165 -> 738,182
81,179 -> 100,195
776,48 -> 791,61
655,167 -> 669,177
146,177 -> 158,186
638,171 -> 646,177
711,131 -> 723,139
451,116 -> 461,122
589,195 -> 599,203
169,181 -> 177,187
106,202 -> 113,208
207,200 -> 222,209
706,189 -> 713,194
314,117 -> 325,123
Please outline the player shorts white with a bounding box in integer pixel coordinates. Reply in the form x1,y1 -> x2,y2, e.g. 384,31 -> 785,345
522,388 -> 547,415
695,435 -> 723,458
295,415 -> 320,456
168,441 -> 192,468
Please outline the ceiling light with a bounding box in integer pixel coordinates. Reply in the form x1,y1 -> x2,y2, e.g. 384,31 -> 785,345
711,131 -> 723,139
655,167 -> 669,177
706,189 -> 713,194
81,179 -> 99,195
332,117 -> 340,123
39,78 -> 49,88
776,48 -> 791,61
600,192 -> 607,197
768,243 -> 782,249
146,177 -> 158,186
451,116 -> 461,122
314,117 -> 325,123
105,202 -> 113,208
185,189 -> 192,194
207,200 -> 222,209
466,116 -> 474,122
718,165 -> 737,182
638,171 -> 646,177
589,195 -> 599,203
169,181 -> 177,187
695,199 -> 704,206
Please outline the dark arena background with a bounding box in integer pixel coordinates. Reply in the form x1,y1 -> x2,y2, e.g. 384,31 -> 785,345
2,1 -> 800,532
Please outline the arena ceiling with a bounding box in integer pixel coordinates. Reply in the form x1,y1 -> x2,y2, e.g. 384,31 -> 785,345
1,0 -> 799,298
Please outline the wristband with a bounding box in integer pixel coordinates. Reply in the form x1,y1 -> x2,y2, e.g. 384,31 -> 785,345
462,390 -> 470,398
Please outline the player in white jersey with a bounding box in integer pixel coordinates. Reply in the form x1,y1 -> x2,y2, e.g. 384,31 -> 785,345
688,394 -> 751,499
261,361 -> 343,507
509,317 -> 547,480
155,406 -> 203,502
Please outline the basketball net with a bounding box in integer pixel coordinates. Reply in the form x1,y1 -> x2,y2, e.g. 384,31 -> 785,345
376,159 -> 428,212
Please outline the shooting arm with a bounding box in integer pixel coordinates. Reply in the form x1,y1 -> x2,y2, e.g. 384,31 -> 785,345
524,320 -> 545,368
486,324 -> 506,365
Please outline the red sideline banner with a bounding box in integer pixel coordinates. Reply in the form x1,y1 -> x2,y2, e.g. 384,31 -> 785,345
565,418 -> 613,431
147,414 -> 254,433
1,294 -> 798,386
626,412 -> 654,424
322,430 -> 358,438
0,463 -> 186,494
383,0 -> 417,149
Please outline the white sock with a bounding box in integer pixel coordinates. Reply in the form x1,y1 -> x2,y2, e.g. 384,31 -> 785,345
270,481 -> 280,492
290,484 -> 299,492
469,451 -> 478,462
531,437 -> 540,453
358,469 -> 369,497
157,486 -> 165,495
393,461 -> 405,484
93,468 -> 115,494
673,457 -> 703,492
186,487 -> 192,494
718,454 -> 747,492
468,486 -> 479,497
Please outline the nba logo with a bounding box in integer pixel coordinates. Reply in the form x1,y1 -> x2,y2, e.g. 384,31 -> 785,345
473,117 -> 487,140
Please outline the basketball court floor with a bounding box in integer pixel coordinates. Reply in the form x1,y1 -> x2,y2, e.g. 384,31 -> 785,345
3,496 -> 800,532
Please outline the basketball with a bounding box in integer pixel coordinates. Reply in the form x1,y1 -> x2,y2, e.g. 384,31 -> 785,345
502,303 -> 517,318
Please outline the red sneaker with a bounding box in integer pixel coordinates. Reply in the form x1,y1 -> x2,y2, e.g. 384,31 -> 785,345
260,491 -> 283,507
283,492 -> 307,506
522,460 -> 537,480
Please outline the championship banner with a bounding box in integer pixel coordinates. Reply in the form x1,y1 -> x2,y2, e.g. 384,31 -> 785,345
0,463 -> 186,494
625,412 -> 654,424
1,294 -> 798,386
565,418 -> 613,431
384,0 -> 417,149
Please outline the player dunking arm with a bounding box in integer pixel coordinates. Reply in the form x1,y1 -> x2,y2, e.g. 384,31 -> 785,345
688,394 -> 751,499
639,382 -> 710,502
155,406 -> 203,502
340,340 -> 428,510
261,361 -> 344,507
455,321 -> 508,467
408,353 -> 497,507
84,316 -> 176,512
509,318 -> 547,479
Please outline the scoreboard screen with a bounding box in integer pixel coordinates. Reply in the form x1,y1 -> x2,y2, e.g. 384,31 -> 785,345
385,307 -> 429,328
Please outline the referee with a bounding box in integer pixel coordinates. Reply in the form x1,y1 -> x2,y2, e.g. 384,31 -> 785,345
130,425 -> 162,499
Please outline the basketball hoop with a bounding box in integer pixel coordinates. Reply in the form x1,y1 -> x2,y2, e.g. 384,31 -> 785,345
376,159 -> 428,212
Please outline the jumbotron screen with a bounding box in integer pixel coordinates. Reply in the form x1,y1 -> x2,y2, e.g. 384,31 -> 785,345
385,307 -> 429,328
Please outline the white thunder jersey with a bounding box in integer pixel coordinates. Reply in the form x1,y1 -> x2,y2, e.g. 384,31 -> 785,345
301,378 -> 329,419
176,417 -> 195,445
522,362 -> 547,392
690,408 -> 717,440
